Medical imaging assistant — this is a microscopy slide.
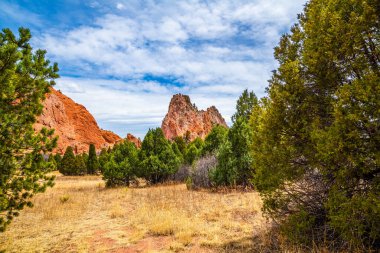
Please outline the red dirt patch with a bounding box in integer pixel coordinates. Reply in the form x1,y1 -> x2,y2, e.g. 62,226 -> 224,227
111,235 -> 172,253
89,229 -> 117,252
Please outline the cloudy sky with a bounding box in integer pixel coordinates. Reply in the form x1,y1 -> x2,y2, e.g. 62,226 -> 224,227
1,0 -> 307,138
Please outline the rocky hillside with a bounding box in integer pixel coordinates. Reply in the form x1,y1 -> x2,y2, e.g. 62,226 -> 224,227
126,133 -> 142,148
161,94 -> 227,141
34,88 -> 122,154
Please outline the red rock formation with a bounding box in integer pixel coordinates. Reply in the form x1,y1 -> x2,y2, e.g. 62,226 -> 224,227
34,88 -> 121,154
161,94 -> 227,141
126,133 -> 142,148
101,129 -> 122,144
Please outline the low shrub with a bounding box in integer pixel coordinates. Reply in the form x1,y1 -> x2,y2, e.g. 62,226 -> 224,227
188,155 -> 217,189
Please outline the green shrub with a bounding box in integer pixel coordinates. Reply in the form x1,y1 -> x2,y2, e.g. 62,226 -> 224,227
103,141 -> 138,187
138,128 -> 181,184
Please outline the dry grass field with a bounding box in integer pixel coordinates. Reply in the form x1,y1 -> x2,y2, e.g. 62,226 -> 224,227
0,173 -> 271,253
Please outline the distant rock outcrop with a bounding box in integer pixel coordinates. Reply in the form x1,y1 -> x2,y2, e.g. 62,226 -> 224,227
161,94 -> 227,141
34,88 -> 122,154
126,133 -> 142,148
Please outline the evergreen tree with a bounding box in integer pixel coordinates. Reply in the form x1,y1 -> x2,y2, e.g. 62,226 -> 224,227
75,154 -> 87,175
211,90 -> 257,187
60,146 -> 76,175
231,89 -> 258,123
87,144 -> 99,174
210,140 -> 237,186
202,125 -> 228,155
103,141 -> 139,187
139,128 -> 181,184
251,0 -> 380,248
0,27 -> 59,231
81,153 -> 88,166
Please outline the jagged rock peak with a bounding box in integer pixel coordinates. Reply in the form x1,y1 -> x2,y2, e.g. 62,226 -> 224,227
34,88 -> 122,154
161,94 -> 227,141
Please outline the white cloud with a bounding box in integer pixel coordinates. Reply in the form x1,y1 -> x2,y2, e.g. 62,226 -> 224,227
36,0 -> 307,137
116,3 -> 125,10
0,1 -> 42,25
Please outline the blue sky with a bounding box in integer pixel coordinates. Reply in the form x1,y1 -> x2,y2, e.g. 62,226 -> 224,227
0,0 -> 307,138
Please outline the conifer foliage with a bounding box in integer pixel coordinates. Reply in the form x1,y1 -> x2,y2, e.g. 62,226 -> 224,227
139,128 -> 182,184
59,146 -> 77,175
87,143 -> 99,174
210,89 -> 257,187
103,141 -> 138,187
250,0 -> 380,248
0,28 -> 59,231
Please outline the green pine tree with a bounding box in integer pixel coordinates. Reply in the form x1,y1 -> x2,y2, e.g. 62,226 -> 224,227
103,141 -> 139,187
0,27 -> 59,231
75,154 -> 87,175
202,125 -> 228,156
139,128 -> 181,184
232,89 -> 258,124
60,147 -> 76,175
87,144 -> 99,174
211,89 -> 257,187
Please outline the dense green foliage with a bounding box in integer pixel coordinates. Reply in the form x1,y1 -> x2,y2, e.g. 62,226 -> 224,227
202,125 -> 228,155
59,147 -> 77,175
184,137 -> 204,165
138,128 -> 182,184
211,90 -> 257,187
0,28 -> 59,231
53,154 -> 62,169
209,140 -> 236,186
59,147 -> 86,176
173,136 -> 187,156
76,155 -> 87,175
87,144 -> 99,174
98,148 -> 109,173
250,0 -> 380,249
103,141 -> 138,187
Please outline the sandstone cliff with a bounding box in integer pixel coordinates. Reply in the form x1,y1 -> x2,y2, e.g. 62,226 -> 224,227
34,88 -> 122,154
161,94 -> 227,141
126,133 -> 142,148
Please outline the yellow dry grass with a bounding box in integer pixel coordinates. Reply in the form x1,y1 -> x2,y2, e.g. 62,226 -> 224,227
0,173 -> 269,252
